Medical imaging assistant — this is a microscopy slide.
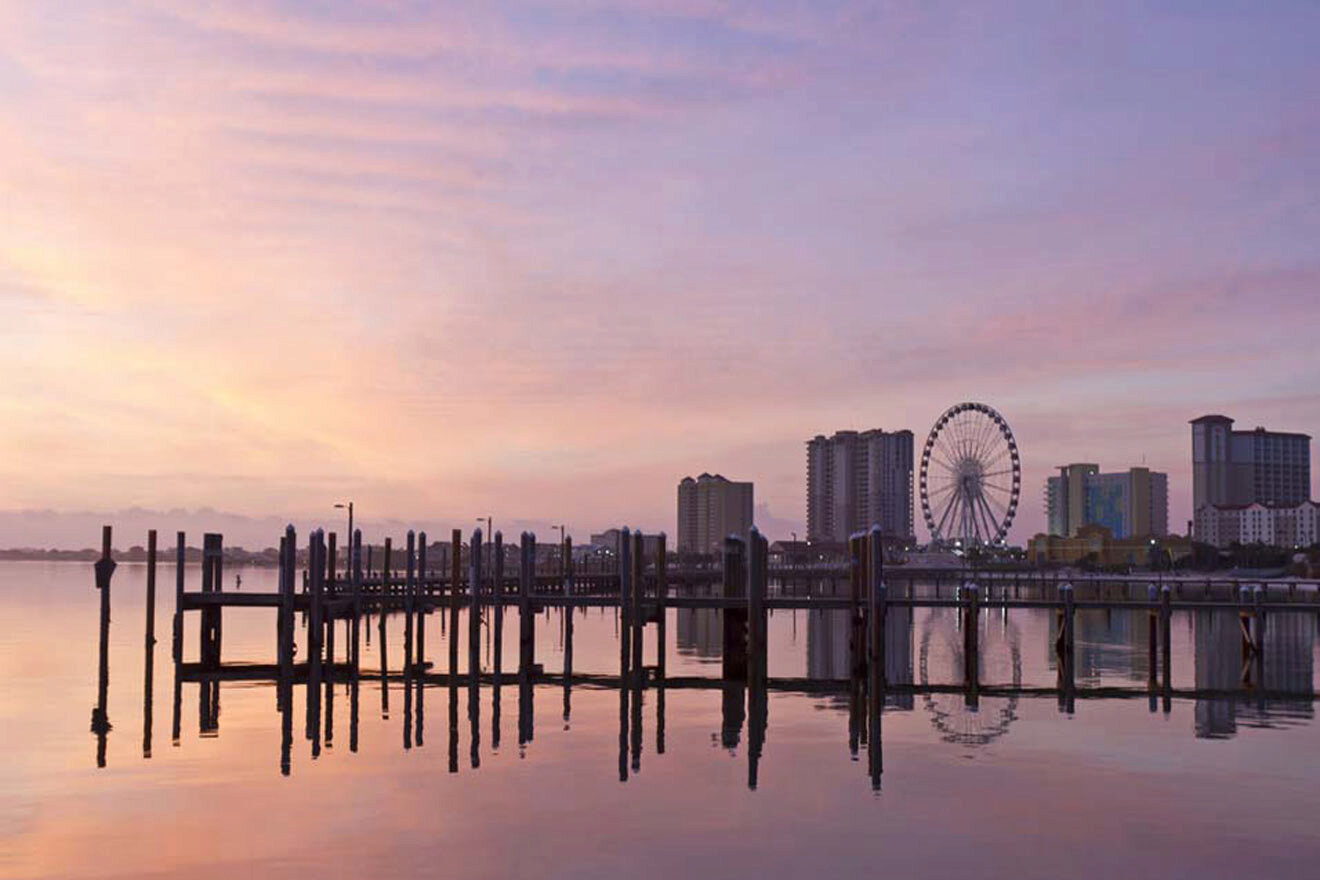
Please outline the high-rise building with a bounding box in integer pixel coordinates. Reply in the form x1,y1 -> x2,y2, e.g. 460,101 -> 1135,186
1045,464 -> 1168,538
1191,415 -> 1311,510
805,429 -> 914,543
676,473 -> 754,556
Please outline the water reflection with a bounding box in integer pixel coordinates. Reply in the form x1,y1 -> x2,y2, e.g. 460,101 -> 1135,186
102,572 -> 1318,794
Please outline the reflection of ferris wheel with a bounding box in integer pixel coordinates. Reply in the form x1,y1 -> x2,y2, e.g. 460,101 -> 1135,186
918,607 -> 1022,747
920,402 -> 1021,546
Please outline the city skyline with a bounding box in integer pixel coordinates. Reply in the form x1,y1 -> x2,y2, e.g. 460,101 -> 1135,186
3,2 -> 1320,546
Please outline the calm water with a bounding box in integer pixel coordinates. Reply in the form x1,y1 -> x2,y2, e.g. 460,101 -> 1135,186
3,560 -> 1319,879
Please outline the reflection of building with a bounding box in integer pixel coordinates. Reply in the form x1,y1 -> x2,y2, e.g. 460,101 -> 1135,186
677,473 -> 754,556
806,429 -> 914,543
1193,609 -> 1315,738
1194,501 -> 1320,549
1046,464 -> 1168,538
675,608 -> 722,660
1192,415 -> 1311,541
1026,526 -> 1192,567
805,607 -> 913,708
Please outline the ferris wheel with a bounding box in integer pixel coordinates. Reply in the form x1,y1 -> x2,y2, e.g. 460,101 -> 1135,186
919,402 -> 1021,546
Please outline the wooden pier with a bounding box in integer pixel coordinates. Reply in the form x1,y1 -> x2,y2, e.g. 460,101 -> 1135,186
91,523 -> 1320,787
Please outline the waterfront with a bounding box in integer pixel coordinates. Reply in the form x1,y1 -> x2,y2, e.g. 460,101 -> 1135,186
2,559 -> 1319,879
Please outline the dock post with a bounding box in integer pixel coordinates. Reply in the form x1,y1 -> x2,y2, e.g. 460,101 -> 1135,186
350,528 -> 361,754
1252,584 -> 1265,684
416,533 -> 427,670
848,534 -> 865,682
746,527 -> 768,790
327,532 -> 337,595
1147,583 -> 1158,711
492,530 -> 504,750
279,527 -> 296,699
1059,582 -> 1075,714
380,535 -> 392,644
469,528 -> 483,677
629,531 -> 644,773
143,529 -> 157,758
199,534 -> 224,672
865,528 -> 885,791
519,531 -> 536,674
1160,583 -> 1172,713
619,528 -> 633,685
722,535 -> 748,682
630,530 -> 644,681
563,535 -> 574,724
307,530 -> 324,749
655,533 -> 667,756
93,525 -> 116,767
964,581 -> 979,706
173,531 -> 185,664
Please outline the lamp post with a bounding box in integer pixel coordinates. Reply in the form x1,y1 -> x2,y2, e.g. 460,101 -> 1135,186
335,501 -> 353,575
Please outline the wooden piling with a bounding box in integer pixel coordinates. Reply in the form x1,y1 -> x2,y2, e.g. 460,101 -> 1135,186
722,535 -> 748,683
630,530 -> 644,679
416,533 -> 427,669
563,535 -> 574,723
143,529 -> 157,758
1160,583 -> 1172,713
93,525 -> 115,768
173,531 -> 185,664
469,528 -> 483,682
619,528 -> 632,683
519,531 -> 536,674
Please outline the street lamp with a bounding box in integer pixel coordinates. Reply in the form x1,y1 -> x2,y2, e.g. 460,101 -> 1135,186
553,524 -> 567,574
334,501 -> 353,573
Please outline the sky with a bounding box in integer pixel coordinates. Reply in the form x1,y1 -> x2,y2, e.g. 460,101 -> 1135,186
2,1 -> 1319,548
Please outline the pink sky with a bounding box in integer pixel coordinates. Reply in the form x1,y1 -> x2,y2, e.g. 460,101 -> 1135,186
2,1 -> 1318,546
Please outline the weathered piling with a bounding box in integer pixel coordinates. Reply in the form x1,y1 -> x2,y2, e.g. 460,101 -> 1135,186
173,531 -> 185,664
655,532 -> 667,756
350,528 -> 361,754
200,534 -> 223,671
619,528 -> 633,684
722,535 -> 748,682
630,530 -> 644,680
469,528 -> 482,676
1160,583 -> 1172,713
143,529 -> 157,758
848,535 -> 865,681
563,535 -> 574,723
963,582 -> 980,706
492,530 -> 504,751
866,526 -> 886,690
307,530 -> 324,749
519,531 -> 536,674
402,531 -> 416,751
746,527 -> 768,790
416,532 -> 427,668
1057,582 -> 1075,714
93,525 -> 115,768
